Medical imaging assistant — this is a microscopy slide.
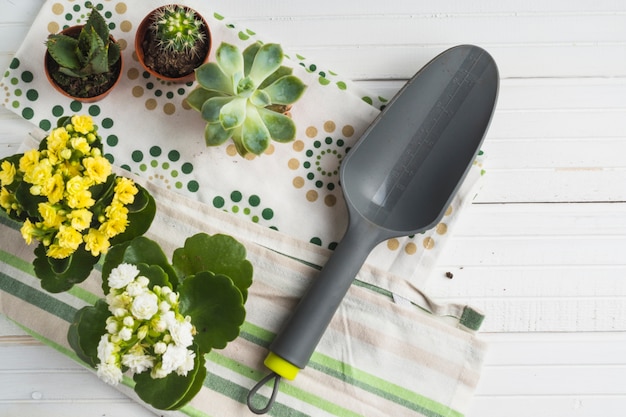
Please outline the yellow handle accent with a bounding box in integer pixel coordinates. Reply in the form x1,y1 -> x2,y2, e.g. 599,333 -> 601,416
264,352 -> 300,380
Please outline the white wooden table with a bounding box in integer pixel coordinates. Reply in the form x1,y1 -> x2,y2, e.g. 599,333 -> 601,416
1,1 -> 625,415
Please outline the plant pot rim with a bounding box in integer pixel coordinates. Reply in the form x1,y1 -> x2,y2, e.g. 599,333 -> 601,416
135,4 -> 212,84
44,25 -> 123,103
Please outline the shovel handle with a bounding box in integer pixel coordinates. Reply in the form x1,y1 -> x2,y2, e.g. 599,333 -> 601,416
265,220 -> 377,379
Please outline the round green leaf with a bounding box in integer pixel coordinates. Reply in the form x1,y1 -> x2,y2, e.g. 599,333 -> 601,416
172,233 -> 253,301
15,181 -> 45,219
133,344 -> 206,410
179,272 -> 245,351
102,236 -> 178,293
33,243 -> 99,293
89,174 -> 116,208
108,184 -> 156,247
100,240 -> 131,291
67,299 -> 110,367
136,263 -> 171,290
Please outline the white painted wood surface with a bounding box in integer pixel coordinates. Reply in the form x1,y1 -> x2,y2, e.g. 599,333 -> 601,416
1,0 -> 625,415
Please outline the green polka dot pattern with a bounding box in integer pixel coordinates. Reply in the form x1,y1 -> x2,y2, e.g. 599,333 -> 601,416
0,0 -> 477,270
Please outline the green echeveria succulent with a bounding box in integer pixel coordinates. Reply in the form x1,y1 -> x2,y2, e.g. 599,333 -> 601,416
187,41 -> 307,157
46,8 -> 121,78
151,5 -> 206,54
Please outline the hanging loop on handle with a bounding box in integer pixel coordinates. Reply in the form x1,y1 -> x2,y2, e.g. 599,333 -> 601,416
247,372 -> 282,414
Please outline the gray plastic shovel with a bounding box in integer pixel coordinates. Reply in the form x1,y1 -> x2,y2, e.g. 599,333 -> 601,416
248,44 -> 499,414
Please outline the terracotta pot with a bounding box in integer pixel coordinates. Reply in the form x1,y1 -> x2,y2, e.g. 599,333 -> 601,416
44,25 -> 123,103
135,5 -> 211,84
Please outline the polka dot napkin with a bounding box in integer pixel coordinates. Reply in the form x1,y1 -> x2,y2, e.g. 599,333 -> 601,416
1,0 -> 485,294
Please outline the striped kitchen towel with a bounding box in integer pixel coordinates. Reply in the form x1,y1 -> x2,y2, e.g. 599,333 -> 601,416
0,133 -> 487,417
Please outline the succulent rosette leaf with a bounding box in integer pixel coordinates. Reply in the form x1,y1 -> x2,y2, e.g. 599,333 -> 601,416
47,8 -> 121,78
188,41 -> 307,156
68,233 -> 252,410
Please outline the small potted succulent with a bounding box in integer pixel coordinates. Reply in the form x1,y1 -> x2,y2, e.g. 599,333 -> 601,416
0,115 -> 155,292
135,4 -> 211,83
187,41 -> 307,157
45,8 -> 122,102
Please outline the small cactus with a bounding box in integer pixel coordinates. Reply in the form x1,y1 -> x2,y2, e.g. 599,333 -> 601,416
151,5 -> 206,55
46,8 -> 121,78
187,42 -> 307,157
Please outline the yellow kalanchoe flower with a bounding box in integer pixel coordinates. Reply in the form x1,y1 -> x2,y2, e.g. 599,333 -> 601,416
101,201 -> 129,238
47,127 -> 70,155
65,175 -> 95,208
47,243 -> 75,259
67,190 -> 95,209
70,136 -> 91,155
44,173 -> 65,205
113,177 -> 138,205
71,115 -> 95,135
1,115 -> 151,263
0,160 -> 16,186
66,174 -> 91,195
56,224 -> 83,251
68,209 -> 93,231
20,219 -> 36,245
38,202 -> 65,229
0,187 -> 11,210
83,155 -> 112,184
19,149 -> 40,175
84,228 -> 111,257
24,158 -> 53,187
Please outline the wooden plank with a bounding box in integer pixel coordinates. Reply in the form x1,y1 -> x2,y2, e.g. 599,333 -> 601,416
475,169 -> 626,203
468,332 -> 626,416
479,332 -> 626,365
205,0 -> 626,17
225,13 -> 626,47
470,395 -> 626,417
427,203 -> 626,331
0,403 -> 155,417
0,343 -> 154,416
451,202 -> 626,236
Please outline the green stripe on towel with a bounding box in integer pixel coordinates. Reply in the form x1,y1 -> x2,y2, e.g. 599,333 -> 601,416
0,270 -> 77,322
310,352 -> 462,417
207,352 -> 359,417
236,322 -> 461,417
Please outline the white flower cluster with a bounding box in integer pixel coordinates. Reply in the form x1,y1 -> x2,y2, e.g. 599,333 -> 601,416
96,263 -> 196,385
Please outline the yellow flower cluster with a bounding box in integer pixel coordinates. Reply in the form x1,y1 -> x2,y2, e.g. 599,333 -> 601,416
0,115 -> 139,259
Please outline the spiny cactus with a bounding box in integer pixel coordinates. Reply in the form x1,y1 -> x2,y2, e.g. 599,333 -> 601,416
46,8 -> 121,78
151,5 -> 206,55
187,41 -> 307,157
